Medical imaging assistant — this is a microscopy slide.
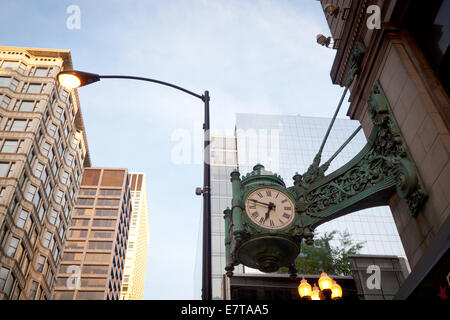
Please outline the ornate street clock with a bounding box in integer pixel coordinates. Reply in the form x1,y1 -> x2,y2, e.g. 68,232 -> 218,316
224,164 -> 312,276
223,42 -> 427,279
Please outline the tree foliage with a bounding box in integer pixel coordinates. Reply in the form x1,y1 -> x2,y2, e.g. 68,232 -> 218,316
279,230 -> 364,276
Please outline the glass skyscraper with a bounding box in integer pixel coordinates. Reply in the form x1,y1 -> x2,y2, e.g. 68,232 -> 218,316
208,113 -> 407,299
235,113 -> 407,258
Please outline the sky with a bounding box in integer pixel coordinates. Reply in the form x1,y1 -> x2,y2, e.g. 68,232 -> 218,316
1,0 -> 352,299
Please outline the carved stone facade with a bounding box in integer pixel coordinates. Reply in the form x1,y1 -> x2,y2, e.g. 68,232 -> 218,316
319,0 -> 449,298
0,47 -> 91,299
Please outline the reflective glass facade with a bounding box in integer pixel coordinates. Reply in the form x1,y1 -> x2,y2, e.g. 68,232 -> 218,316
210,136 -> 243,300
235,113 -> 407,259
209,114 -> 408,299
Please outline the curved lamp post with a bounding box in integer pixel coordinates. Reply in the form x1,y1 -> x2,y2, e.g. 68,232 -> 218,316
58,70 -> 212,300
298,272 -> 342,300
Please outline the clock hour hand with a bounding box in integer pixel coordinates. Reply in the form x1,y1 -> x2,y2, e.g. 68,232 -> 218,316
263,207 -> 271,223
263,202 -> 275,224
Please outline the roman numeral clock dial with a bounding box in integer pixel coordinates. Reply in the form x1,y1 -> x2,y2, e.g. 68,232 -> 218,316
245,187 -> 295,230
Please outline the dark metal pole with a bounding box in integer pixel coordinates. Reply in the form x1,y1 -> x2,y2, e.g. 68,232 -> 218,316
202,90 -> 212,300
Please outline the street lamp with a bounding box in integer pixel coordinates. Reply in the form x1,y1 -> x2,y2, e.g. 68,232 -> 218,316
57,70 -> 213,300
297,272 -> 342,300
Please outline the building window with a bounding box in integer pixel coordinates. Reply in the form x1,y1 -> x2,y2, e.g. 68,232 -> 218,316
9,119 -> 28,131
33,67 -> 49,77
41,141 -> 51,156
25,184 -> 37,202
28,281 -> 39,300
25,83 -> 44,94
48,209 -> 58,225
0,94 -> 11,108
53,246 -> 59,263
15,209 -> 29,229
79,188 -> 96,196
0,162 -> 14,177
0,267 -> 14,296
42,231 -> 52,248
0,76 -> 10,87
33,162 -> 45,178
54,105 -> 63,119
1,61 -> 18,70
59,225 -> 65,240
36,255 -> 45,273
60,89 -> 69,102
76,198 -> 95,206
0,267 -> 10,290
38,205 -> 45,221
60,171 -> 69,185
0,77 -> 19,91
47,122 -> 57,136
1,140 -> 19,153
55,189 -> 64,204
33,191 -> 41,208
6,236 -> 20,257
16,100 -> 37,112
66,153 -> 74,166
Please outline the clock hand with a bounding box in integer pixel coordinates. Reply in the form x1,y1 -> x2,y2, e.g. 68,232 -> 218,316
263,203 -> 276,223
249,199 -> 271,207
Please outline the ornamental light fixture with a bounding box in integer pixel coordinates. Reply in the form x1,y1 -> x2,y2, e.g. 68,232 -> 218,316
311,283 -> 321,300
331,281 -> 343,300
318,271 -> 333,291
297,272 -> 342,300
298,277 -> 312,300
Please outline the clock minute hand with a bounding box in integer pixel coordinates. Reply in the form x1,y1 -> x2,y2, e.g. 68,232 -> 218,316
249,199 -> 271,207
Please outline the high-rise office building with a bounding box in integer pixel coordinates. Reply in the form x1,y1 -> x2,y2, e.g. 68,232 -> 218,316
53,168 -> 131,300
120,172 -> 149,300
0,47 -> 90,300
208,113 -> 408,299
210,135 -> 243,299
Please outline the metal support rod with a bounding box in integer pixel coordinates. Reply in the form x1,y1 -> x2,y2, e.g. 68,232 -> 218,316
316,86 -> 349,159
324,125 -> 362,165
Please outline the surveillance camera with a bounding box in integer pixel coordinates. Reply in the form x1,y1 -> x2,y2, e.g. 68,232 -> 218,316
316,34 -> 331,47
324,4 -> 339,17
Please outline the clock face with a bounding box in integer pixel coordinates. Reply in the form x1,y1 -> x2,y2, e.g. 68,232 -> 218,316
245,187 -> 295,230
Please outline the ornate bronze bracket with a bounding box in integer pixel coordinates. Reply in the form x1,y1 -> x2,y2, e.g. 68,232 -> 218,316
291,81 -> 427,232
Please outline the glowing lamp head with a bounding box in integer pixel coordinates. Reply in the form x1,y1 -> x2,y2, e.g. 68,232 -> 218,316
318,271 -> 333,291
57,70 -> 100,89
298,277 -> 312,299
311,283 -> 321,300
331,281 -> 343,300
58,73 -> 81,89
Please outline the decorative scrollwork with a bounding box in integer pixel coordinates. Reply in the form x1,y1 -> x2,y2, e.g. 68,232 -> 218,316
293,81 -> 427,225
